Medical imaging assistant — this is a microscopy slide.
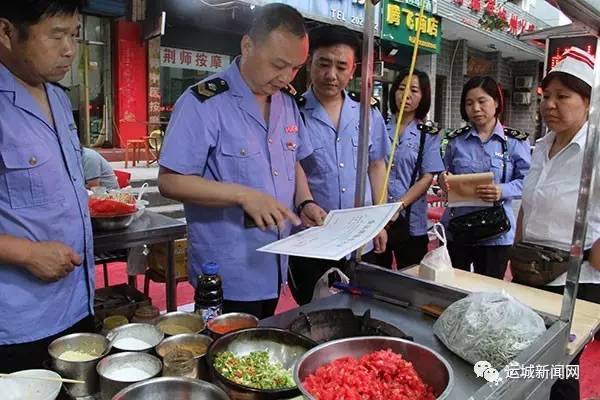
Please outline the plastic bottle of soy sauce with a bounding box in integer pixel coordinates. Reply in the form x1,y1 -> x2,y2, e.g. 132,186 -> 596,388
194,261 -> 223,323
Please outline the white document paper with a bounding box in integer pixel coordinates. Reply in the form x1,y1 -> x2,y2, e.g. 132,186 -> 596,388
257,203 -> 402,260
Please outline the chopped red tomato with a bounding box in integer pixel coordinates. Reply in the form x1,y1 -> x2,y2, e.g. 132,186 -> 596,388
302,349 -> 436,400
89,198 -> 136,217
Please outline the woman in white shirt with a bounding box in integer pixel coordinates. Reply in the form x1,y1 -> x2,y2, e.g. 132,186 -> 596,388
517,47 -> 600,303
516,46 -> 600,400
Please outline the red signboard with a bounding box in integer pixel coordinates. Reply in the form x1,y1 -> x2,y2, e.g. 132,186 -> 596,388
547,36 -> 597,74
114,21 -> 148,147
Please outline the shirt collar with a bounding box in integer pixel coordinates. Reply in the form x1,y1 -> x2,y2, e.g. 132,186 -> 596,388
0,62 -> 16,93
467,120 -> 506,141
571,122 -> 589,149
223,57 -> 255,98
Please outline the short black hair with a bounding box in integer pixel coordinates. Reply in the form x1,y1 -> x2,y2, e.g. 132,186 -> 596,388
460,76 -> 503,122
388,68 -> 431,120
248,3 -> 306,42
308,24 -> 361,60
541,71 -> 592,101
0,1 -> 83,38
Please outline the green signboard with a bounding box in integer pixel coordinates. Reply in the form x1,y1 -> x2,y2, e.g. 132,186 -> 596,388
381,0 -> 442,54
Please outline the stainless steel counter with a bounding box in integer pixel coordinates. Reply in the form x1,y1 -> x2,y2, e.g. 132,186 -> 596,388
93,210 -> 187,311
260,292 -> 483,399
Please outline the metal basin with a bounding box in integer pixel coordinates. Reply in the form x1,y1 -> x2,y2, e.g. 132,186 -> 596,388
206,328 -> 317,400
107,323 -> 164,353
294,336 -> 454,399
92,212 -> 136,231
156,311 -> 205,336
112,377 -> 230,400
48,333 -> 109,397
155,334 -> 213,380
96,352 -> 162,400
206,313 -> 259,338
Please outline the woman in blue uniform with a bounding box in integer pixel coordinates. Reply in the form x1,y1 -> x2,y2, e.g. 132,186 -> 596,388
439,76 -> 531,279
376,69 -> 444,269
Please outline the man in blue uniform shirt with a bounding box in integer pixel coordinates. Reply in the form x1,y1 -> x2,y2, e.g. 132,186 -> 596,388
159,4 -> 318,319
0,1 -> 95,372
287,25 -> 389,305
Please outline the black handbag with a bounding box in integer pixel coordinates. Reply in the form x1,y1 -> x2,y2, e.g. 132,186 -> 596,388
387,130 -> 427,242
447,139 -> 511,244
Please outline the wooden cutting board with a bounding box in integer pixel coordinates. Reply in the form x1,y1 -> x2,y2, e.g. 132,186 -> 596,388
403,266 -> 600,354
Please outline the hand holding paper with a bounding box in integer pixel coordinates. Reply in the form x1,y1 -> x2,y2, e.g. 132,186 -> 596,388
447,172 -> 494,207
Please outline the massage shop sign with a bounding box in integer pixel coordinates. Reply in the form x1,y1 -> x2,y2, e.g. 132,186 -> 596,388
160,47 -> 231,73
382,0 -> 442,54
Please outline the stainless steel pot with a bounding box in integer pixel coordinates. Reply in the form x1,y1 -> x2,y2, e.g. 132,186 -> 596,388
156,311 -> 205,336
111,377 -> 230,400
155,333 -> 213,380
48,333 -> 109,397
96,352 -> 162,400
107,323 -> 164,353
294,336 -> 454,399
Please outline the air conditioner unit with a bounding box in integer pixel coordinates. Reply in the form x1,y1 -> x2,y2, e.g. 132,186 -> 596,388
515,76 -> 534,89
513,92 -> 532,105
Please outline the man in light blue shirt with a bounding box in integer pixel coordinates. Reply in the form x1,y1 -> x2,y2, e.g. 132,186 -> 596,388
159,4 -> 318,319
288,25 -> 389,305
82,147 -> 119,189
0,1 -> 95,373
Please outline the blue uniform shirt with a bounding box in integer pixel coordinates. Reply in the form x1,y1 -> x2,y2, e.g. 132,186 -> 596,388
159,60 -> 312,301
0,63 -> 95,344
386,118 -> 444,236
441,121 -> 531,245
299,89 -> 388,212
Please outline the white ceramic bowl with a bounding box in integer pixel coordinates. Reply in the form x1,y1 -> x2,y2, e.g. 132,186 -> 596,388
0,369 -> 62,400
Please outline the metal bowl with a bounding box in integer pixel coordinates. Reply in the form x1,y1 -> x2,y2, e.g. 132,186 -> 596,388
107,323 -> 164,353
112,377 -> 230,400
206,328 -> 317,400
156,311 -> 206,336
96,352 -> 162,400
294,336 -> 454,400
92,212 -> 136,231
0,369 -> 62,400
206,313 -> 259,338
48,333 -> 109,397
155,334 -> 213,380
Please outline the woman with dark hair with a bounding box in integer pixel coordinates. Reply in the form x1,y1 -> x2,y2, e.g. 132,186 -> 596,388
438,76 -> 531,278
375,69 -> 444,269
514,46 -> 600,400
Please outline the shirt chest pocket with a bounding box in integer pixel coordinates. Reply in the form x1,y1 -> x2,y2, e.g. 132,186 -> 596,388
219,140 -> 265,188
490,156 -> 513,182
1,145 -> 64,209
453,158 -> 484,174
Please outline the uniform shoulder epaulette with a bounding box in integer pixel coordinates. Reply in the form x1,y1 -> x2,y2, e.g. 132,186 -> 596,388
348,91 -> 380,108
50,81 -> 70,91
447,125 -> 471,139
417,121 -> 440,135
191,77 -> 229,102
504,127 -> 529,141
282,84 -> 306,108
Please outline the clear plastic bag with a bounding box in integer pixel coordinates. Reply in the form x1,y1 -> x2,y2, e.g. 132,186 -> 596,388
311,267 -> 350,301
433,291 -> 546,370
419,223 -> 454,282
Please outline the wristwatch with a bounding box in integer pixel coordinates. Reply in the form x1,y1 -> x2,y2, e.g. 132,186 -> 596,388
296,199 -> 318,214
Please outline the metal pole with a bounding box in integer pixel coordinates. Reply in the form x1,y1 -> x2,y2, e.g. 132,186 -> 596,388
559,38 -> 600,328
351,0 -> 377,261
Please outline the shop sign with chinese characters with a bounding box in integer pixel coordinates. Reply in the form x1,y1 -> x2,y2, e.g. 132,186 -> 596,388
451,0 -> 536,36
159,47 -> 230,72
382,0 -> 442,54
